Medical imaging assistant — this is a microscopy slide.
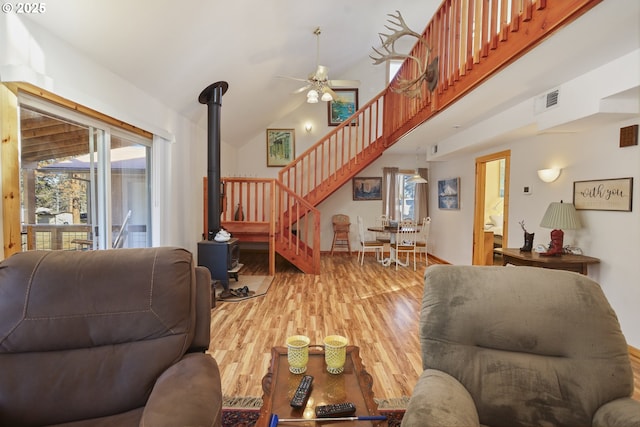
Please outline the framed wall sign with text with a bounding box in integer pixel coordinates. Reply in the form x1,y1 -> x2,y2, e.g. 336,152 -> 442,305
573,177 -> 633,211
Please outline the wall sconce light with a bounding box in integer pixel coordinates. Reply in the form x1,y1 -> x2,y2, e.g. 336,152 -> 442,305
537,168 -> 561,183
304,123 -> 313,133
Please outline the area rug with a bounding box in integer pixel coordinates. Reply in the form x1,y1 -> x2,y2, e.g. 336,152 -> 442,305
216,275 -> 274,302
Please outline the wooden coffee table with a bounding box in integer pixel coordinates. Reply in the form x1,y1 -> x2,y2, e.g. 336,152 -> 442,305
255,345 -> 384,426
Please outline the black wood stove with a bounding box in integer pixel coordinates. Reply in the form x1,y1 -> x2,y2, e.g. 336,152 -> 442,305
196,81 -> 239,293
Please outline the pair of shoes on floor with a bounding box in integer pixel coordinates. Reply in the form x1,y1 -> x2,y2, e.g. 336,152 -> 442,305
229,286 -> 250,297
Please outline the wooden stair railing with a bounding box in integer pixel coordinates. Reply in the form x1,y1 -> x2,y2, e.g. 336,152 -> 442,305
279,93 -> 387,208
273,181 -> 320,274
207,0 -> 601,276
383,0 -> 603,143
204,177 -> 320,274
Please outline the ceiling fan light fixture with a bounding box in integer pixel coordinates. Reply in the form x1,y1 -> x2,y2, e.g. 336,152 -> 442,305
306,89 -> 319,103
321,90 -> 333,102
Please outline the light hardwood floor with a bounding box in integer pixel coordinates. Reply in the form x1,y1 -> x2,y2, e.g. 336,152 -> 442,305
208,251 -> 640,402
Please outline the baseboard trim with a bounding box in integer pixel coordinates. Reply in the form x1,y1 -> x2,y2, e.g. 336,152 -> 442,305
428,253 -> 450,265
630,345 -> 640,362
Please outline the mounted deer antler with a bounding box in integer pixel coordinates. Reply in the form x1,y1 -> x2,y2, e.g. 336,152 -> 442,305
370,10 -> 438,98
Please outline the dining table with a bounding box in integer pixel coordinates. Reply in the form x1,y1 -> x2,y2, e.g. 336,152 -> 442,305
367,225 -> 420,267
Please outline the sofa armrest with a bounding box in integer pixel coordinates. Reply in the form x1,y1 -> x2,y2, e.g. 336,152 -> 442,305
593,397 -> 640,427
191,266 -> 212,352
401,369 -> 479,427
142,353 -> 222,427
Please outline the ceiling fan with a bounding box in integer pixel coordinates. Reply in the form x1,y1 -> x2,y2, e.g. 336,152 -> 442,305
280,27 -> 360,103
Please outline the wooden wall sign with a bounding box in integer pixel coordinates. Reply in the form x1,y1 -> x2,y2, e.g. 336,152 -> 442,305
573,177 -> 633,211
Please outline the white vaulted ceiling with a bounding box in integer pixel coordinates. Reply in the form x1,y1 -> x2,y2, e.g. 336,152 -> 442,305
21,0 -> 640,156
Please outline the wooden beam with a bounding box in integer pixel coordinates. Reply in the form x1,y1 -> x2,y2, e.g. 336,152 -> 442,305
1,84 -> 21,258
10,82 -> 153,139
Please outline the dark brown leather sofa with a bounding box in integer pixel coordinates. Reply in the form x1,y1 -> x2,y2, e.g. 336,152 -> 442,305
0,247 -> 222,426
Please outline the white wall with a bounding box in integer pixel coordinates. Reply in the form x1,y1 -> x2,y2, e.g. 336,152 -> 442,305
234,53 -> 388,179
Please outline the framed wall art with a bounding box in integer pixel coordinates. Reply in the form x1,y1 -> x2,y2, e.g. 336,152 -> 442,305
266,128 -> 295,167
438,177 -> 460,209
328,88 -> 359,126
352,177 -> 382,201
573,177 -> 633,211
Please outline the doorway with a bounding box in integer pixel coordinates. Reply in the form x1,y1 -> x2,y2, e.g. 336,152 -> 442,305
472,150 -> 510,265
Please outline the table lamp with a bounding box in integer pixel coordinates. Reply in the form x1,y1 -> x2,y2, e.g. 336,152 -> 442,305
539,200 -> 581,256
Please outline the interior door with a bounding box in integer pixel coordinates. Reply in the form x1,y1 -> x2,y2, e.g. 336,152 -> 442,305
472,150 -> 510,265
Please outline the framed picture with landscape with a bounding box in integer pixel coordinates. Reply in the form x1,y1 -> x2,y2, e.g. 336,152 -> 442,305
266,128 -> 295,167
328,88 -> 359,126
352,176 -> 382,201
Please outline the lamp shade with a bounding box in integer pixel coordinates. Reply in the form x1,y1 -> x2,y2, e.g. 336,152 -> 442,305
540,201 -> 581,230
306,89 -> 319,103
320,88 -> 333,102
407,170 -> 428,184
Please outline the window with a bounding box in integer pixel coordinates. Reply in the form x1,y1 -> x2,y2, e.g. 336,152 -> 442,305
397,172 -> 417,221
388,59 -> 403,84
19,95 -> 152,251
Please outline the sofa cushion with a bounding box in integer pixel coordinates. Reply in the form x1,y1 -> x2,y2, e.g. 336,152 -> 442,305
0,247 -> 197,426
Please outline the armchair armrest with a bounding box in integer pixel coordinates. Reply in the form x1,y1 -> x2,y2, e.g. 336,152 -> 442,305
142,353 -> 222,427
402,369 -> 479,427
593,397 -> 640,427
191,266 -> 213,352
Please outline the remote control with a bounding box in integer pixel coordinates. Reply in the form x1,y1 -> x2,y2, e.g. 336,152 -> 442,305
290,375 -> 313,408
315,402 -> 357,418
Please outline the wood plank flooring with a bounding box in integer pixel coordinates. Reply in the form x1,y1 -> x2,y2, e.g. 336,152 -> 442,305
207,251 -> 640,402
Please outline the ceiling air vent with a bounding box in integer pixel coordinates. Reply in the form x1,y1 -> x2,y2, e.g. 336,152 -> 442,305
534,88 -> 560,114
546,89 -> 559,108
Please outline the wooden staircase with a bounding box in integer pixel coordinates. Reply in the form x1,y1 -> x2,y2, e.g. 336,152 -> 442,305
216,0 -> 602,275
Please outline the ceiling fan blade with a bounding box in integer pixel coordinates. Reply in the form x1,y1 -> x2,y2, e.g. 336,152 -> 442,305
328,79 -> 360,87
292,84 -> 312,94
276,75 -> 310,83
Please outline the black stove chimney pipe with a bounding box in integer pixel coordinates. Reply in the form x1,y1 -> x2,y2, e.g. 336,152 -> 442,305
198,81 -> 229,240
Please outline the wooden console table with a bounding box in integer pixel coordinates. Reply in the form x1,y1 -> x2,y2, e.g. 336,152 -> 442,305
494,248 -> 600,275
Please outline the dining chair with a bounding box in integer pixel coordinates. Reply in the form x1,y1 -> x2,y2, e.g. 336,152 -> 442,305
390,219 -> 418,270
416,217 -> 431,263
356,216 -> 385,265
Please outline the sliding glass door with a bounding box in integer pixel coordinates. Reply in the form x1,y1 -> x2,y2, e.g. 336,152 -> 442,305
19,98 -> 151,251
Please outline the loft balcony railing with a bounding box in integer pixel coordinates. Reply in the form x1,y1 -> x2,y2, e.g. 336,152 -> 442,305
209,0 -> 600,275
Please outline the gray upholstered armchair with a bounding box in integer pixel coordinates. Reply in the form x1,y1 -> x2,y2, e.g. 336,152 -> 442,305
0,247 -> 222,426
402,265 -> 640,427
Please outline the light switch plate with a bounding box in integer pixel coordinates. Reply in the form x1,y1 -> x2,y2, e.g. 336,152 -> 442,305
523,185 -> 532,195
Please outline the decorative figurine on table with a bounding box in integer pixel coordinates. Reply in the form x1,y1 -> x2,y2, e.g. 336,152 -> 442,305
519,220 -> 535,252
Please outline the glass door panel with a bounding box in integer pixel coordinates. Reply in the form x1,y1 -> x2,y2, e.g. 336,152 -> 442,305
19,102 -> 151,251
109,132 -> 150,248
20,107 -> 99,250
